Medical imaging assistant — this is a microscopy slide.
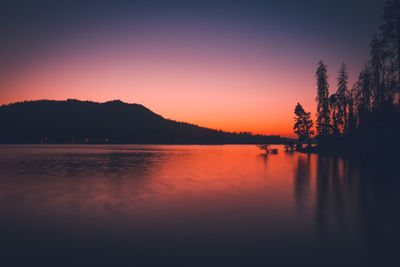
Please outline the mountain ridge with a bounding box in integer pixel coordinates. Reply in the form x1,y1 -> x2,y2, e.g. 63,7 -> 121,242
0,99 -> 281,144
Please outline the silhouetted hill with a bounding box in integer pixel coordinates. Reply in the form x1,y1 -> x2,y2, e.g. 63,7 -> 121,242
0,99 -> 281,144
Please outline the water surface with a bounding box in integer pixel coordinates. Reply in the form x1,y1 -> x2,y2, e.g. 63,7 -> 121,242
0,145 -> 398,266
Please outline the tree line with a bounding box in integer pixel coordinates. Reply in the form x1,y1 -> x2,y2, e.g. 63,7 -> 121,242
0,99 -> 282,144
294,0 -> 400,154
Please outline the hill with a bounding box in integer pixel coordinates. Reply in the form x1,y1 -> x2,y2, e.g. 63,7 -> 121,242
0,99 -> 281,144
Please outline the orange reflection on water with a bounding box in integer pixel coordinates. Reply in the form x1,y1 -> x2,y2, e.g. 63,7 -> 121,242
0,145 -> 305,226
0,145 -> 399,266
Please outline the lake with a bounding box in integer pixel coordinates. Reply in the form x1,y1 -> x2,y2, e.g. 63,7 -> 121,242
0,145 -> 399,266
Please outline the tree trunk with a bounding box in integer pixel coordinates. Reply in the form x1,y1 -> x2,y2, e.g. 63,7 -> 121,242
397,0 -> 400,94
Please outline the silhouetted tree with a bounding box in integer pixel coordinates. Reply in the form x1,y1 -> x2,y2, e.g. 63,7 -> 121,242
293,103 -> 314,147
347,89 -> 356,134
381,0 -> 400,97
370,35 -> 386,111
336,62 -> 350,134
329,94 -> 340,136
355,66 -> 372,113
315,61 -> 332,137
353,66 -> 373,131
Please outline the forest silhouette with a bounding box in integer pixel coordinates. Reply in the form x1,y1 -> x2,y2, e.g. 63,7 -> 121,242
294,0 -> 400,155
0,99 -> 281,144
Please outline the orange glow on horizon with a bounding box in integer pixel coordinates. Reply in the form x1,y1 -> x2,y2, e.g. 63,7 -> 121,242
0,51 -> 320,138
0,29 -> 358,138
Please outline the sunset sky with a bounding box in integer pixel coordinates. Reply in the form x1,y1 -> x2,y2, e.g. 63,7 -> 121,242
0,0 -> 384,136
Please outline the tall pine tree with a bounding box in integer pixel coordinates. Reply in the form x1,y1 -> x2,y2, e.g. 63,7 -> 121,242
293,103 -> 314,146
315,61 -> 331,137
381,0 -> 400,98
336,62 -> 349,133
370,35 -> 385,111
329,94 -> 340,136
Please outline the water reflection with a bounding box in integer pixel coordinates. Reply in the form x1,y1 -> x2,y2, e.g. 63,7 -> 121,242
293,153 -> 400,266
294,154 -> 311,214
0,145 -> 399,266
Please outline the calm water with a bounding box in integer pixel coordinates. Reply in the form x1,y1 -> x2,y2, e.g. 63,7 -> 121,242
0,145 -> 399,266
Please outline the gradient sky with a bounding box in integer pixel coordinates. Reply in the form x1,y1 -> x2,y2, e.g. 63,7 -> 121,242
0,0 -> 385,136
